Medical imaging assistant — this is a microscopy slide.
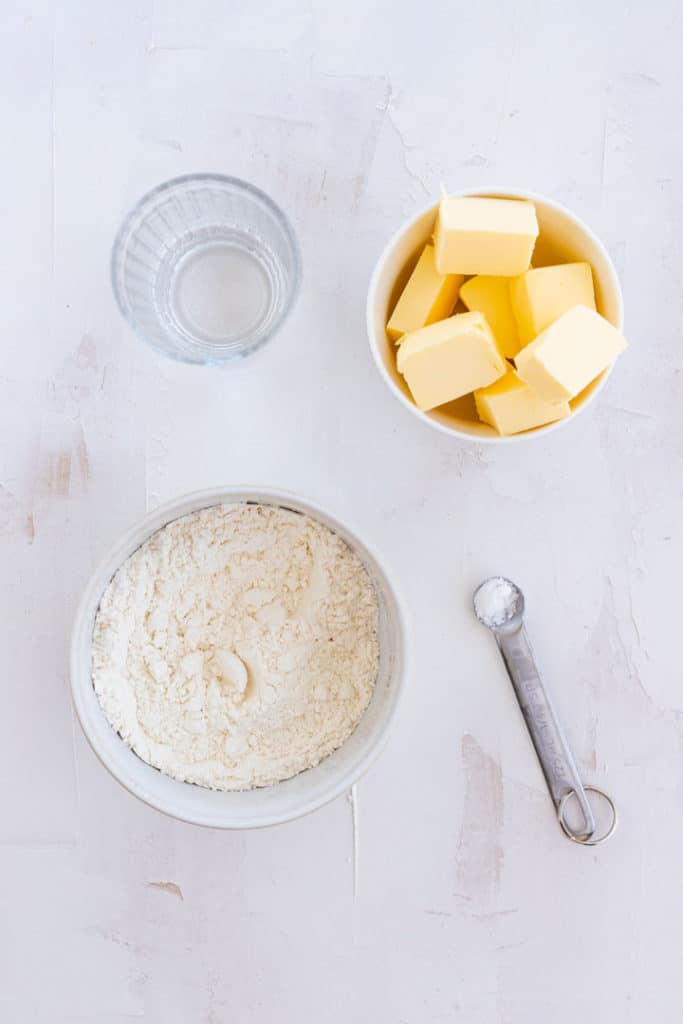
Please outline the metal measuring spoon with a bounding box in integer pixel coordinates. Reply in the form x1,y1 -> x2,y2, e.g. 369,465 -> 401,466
473,576 -> 617,846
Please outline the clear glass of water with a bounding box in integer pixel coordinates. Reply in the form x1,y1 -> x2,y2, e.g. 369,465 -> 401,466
111,174 -> 301,364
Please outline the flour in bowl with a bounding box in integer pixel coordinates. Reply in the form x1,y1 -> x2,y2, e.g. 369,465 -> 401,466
92,504 -> 379,790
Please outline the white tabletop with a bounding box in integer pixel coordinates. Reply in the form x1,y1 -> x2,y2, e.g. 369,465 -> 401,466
3,1 -> 681,1020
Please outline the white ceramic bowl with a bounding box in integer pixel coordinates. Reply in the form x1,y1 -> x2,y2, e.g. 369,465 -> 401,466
70,487 -> 407,829
367,187 -> 624,443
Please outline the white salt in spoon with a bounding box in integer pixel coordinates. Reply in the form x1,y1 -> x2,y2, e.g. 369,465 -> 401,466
473,576 -> 617,845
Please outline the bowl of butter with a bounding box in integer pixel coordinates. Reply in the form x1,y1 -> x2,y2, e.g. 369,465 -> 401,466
367,188 -> 626,441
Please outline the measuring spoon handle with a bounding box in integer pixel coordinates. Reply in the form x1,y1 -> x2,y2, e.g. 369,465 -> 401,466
496,624 -> 595,838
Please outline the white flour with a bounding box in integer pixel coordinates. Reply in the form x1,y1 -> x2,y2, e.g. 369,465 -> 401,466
92,503 -> 379,790
474,576 -> 519,628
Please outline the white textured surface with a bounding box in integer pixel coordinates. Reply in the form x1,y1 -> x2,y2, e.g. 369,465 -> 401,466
2,1 -> 681,1019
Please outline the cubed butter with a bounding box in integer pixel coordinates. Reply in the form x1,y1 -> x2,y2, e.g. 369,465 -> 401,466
459,275 -> 520,358
397,311 -> 506,411
474,370 -> 570,436
510,262 -> 596,345
515,305 -> 627,402
434,196 -> 539,276
387,243 -> 463,342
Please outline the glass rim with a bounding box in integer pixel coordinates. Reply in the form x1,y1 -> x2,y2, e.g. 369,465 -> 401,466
110,173 -> 302,365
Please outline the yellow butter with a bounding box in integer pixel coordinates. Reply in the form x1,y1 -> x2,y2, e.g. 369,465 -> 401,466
397,311 -> 506,411
434,196 -> 539,276
515,305 -> 627,402
387,243 -> 463,342
459,275 -> 520,358
510,262 -> 596,345
475,369 -> 570,436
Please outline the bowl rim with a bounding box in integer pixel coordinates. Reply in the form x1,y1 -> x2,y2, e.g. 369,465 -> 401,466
110,173 -> 303,366
366,186 -> 625,444
70,485 -> 408,829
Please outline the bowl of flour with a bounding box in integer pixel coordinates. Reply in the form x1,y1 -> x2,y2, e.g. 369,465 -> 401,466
71,487 -> 406,828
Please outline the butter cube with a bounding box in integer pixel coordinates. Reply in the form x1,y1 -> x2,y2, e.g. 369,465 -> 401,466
515,305 -> 627,402
510,262 -> 596,345
397,311 -> 506,411
434,196 -> 539,276
460,275 -> 520,358
387,243 -> 463,341
475,370 -> 570,436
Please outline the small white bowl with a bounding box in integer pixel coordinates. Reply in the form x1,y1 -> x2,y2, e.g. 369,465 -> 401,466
367,187 -> 624,443
70,487 -> 407,829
